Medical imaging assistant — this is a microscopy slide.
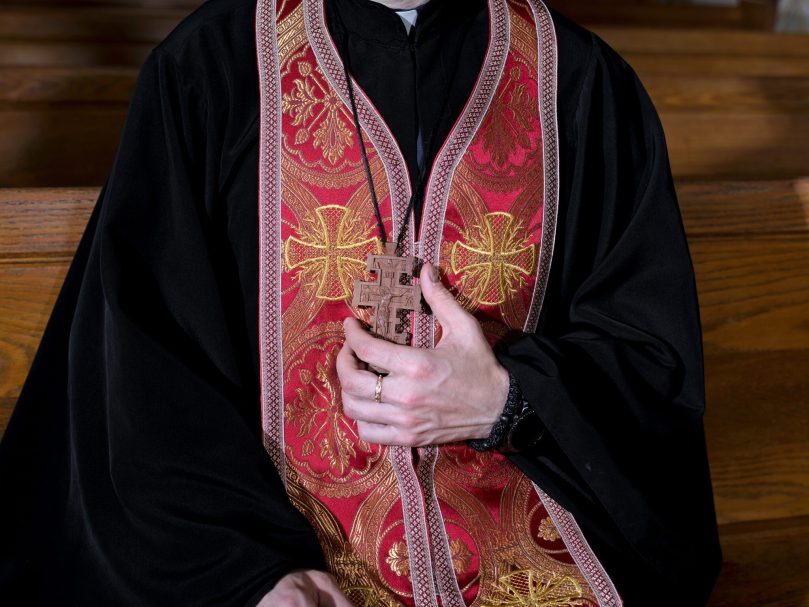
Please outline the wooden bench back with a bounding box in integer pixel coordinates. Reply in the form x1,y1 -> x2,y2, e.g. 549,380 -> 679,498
548,0 -> 779,30
3,51 -> 809,186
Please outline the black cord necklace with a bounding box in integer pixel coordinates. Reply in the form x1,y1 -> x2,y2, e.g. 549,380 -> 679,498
336,13 -> 456,253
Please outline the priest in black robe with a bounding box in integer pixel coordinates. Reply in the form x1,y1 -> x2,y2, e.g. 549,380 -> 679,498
0,0 -> 722,605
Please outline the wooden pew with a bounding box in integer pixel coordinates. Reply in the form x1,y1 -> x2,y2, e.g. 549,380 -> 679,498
0,4 -> 799,68
0,6 -> 186,43
19,0 -> 200,7
0,66 -> 135,187
596,26 -> 809,58
4,56 -> 809,185
711,516 -> 809,607
649,74 -> 809,180
680,180 -> 809,526
600,26 -> 809,80
14,0 -> 780,31
547,0 -> 779,31
677,180 -> 809,605
0,5 -> 190,67
592,28 -> 809,180
0,188 -> 96,435
1,180 -> 808,604
597,26 -> 809,79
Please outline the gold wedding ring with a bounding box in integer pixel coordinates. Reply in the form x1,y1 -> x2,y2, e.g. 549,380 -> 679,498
374,374 -> 384,404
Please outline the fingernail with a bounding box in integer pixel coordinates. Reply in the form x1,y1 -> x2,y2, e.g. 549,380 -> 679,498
429,264 -> 440,283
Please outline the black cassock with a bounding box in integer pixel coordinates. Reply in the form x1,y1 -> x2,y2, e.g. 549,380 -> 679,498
0,0 -> 722,605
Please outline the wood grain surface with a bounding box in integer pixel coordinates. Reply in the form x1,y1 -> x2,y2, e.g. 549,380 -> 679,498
709,516 -> 809,607
0,188 -> 96,257
646,76 -> 809,114
692,236 -> 809,353
630,54 -> 809,78
0,66 -> 137,104
661,112 -> 809,181
595,26 -> 809,57
549,0 -> 778,30
0,7 -> 187,44
0,40 -> 153,68
0,107 -> 126,187
0,262 -> 68,400
706,350 -> 809,525
0,397 -> 13,440
679,179 -> 809,237
3,77 -> 809,185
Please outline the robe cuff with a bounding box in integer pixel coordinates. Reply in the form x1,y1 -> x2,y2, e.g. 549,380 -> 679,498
468,367 -> 545,453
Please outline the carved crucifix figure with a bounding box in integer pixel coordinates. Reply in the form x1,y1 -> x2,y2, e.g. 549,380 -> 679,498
352,243 -> 421,365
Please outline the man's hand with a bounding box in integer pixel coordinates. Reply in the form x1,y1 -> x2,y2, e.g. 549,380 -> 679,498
337,262 -> 510,447
256,570 -> 352,607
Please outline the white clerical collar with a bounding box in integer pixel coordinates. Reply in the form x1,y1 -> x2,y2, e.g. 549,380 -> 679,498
395,9 -> 419,34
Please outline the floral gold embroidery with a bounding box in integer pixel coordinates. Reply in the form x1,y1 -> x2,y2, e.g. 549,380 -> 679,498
284,205 -> 382,301
385,541 -> 410,577
342,587 -> 400,607
485,570 -> 585,607
537,517 -> 561,542
282,61 -> 355,165
385,538 -> 473,577
450,212 -> 536,306
286,476 -> 399,605
449,538 -> 473,575
285,345 -> 373,476
482,66 -> 539,169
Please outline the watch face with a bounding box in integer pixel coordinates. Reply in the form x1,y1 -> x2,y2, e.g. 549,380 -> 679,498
508,407 -> 544,453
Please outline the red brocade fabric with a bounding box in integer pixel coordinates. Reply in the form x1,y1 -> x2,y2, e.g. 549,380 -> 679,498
258,0 -> 621,604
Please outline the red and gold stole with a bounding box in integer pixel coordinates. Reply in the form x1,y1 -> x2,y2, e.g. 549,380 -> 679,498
256,0 -> 622,605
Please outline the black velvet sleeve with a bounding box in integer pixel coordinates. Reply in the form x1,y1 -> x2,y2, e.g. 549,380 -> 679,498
497,30 -> 722,607
0,48 -> 324,606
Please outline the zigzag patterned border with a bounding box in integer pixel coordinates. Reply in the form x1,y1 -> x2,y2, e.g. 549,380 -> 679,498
412,1 -> 511,603
305,0 -> 413,245
256,0 -> 286,481
416,0 -> 510,349
524,0 -> 560,333
307,1 -> 437,602
536,485 -> 624,606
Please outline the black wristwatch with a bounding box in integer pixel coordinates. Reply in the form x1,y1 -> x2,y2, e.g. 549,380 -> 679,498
501,399 -> 545,453
469,371 -> 545,453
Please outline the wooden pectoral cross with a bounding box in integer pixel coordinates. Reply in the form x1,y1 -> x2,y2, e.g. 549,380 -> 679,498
352,243 -> 421,373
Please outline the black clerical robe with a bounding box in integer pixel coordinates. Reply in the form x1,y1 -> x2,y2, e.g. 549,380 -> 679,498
0,0 -> 721,605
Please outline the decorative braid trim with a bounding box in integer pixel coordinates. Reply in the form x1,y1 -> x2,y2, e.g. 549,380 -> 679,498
306,0 -> 436,600
535,486 -> 623,607
256,0 -> 286,480
417,448 -> 466,607
523,0 -> 560,333
389,447 -> 439,607
304,0 -> 413,245
416,0 -> 510,358
411,0 -> 510,602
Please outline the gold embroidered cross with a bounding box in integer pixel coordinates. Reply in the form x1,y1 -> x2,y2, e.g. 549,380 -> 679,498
284,205 -> 381,301
450,212 -> 536,306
